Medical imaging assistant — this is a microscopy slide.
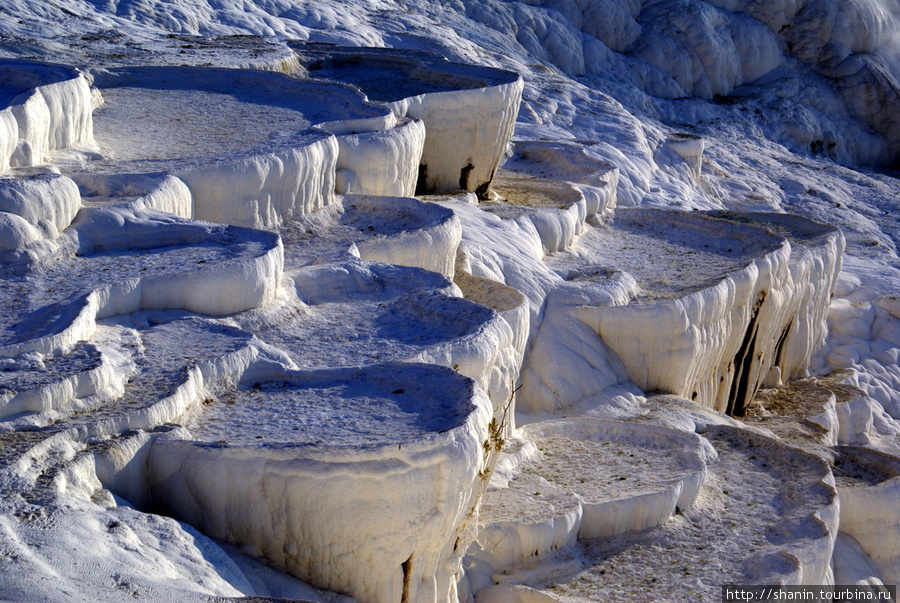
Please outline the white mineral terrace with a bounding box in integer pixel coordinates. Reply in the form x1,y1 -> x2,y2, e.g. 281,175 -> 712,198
0,59 -> 93,171
83,66 -> 403,228
238,258 -> 522,420
0,340 -> 105,425
69,33 -> 303,73
149,363 -> 491,603
294,44 -> 498,103
184,364 -> 475,446
548,209 -> 787,302
279,194 -> 461,278
483,173 -> 590,255
520,208 -> 844,416
294,44 -> 524,197
91,65 -> 393,144
93,87 -> 312,161
466,418 -> 710,594
500,140 -> 619,218
0,192 -> 282,357
469,421 -> 838,601
0,41 -> 893,603
479,423 -> 839,602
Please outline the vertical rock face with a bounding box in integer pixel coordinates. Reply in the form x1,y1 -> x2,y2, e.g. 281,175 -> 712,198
0,60 -> 93,169
574,224 -> 793,415
721,213 -> 845,387
335,117 -> 426,197
391,77 -> 523,197
773,0 -> 900,164
520,210 -> 842,416
147,364 -> 494,603
292,44 -> 523,198
710,0 -> 900,164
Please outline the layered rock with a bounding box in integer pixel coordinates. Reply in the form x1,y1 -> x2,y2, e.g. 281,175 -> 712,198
150,363 -> 493,603
294,44 -> 523,197
0,60 -> 93,170
521,209 -> 843,416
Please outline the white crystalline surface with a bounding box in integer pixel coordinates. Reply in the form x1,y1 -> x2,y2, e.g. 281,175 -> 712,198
93,87 -> 312,161
2,237 -> 257,336
241,291 -> 493,368
188,370 -> 470,447
302,62 -> 457,103
519,435 -> 686,499
0,220 -> 278,344
279,196 -> 457,267
295,45 -> 524,196
0,342 -> 101,394
548,210 -> 783,301
0,0 -> 899,601
466,417 -> 711,599
832,447 -> 900,586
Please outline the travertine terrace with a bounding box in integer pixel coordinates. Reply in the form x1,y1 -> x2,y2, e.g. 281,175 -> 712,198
0,17 -> 896,603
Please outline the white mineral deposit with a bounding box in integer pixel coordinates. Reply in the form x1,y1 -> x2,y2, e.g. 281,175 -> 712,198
0,0 -> 898,602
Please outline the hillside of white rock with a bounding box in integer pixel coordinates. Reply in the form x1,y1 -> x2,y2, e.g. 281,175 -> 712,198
0,0 -> 899,602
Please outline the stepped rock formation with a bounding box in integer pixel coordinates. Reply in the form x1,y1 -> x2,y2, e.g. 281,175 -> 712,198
0,1 -> 898,601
